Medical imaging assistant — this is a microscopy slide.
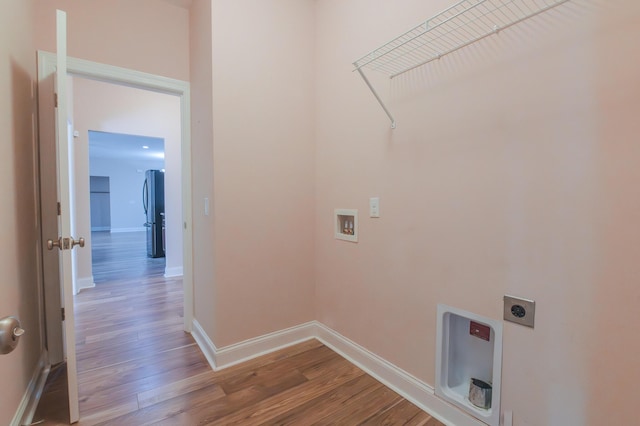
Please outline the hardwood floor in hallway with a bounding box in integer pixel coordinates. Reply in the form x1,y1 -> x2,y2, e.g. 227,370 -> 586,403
90,231 -> 166,283
34,232 -> 444,425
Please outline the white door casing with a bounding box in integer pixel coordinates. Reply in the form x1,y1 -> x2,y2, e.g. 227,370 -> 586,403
49,57 -> 195,335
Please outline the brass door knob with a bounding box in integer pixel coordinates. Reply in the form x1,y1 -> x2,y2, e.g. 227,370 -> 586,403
71,237 -> 85,248
47,238 -> 62,250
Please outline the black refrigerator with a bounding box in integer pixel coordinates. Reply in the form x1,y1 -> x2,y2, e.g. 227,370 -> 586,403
143,170 -> 165,258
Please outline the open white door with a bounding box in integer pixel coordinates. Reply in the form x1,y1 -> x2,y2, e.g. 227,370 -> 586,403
37,10 -> 80,424
54,10 -> 80,424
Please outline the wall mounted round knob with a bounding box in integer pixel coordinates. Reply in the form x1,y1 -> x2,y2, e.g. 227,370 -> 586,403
0,316 -> 25,355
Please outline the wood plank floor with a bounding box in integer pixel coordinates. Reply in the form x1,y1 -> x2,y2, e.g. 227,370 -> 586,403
90,231 -> 166,283
34,231 -> 444,425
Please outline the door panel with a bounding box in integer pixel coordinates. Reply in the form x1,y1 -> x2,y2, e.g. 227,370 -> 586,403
38,54 -> 63,366
55,10 -> 80,423
37,10 -> 80,424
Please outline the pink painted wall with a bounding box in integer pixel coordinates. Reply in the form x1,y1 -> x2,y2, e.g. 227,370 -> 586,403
0,1 -> 44,424
34,0 -> 190,81
2,1 -> 634,423
314,0 -> 640,424
209,0 -> 316,346
189,0 -> 216,340
587,3 -> 640,424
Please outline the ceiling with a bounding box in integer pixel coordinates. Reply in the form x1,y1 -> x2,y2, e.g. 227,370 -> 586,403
88,131 -> 165,162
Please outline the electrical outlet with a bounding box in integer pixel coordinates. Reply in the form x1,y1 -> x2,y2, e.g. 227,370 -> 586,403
503,295 -> 535,328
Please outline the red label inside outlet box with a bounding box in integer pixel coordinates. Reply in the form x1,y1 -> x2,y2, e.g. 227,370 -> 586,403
469,321 -> 491,341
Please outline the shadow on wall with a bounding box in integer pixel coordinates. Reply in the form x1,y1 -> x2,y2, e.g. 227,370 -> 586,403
10,58 -> 42,381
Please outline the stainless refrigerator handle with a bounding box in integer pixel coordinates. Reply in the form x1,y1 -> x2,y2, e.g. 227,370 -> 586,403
142,178 -> 148,215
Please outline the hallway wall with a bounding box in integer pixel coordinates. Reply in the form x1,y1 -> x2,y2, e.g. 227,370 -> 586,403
89,150 -> 164,232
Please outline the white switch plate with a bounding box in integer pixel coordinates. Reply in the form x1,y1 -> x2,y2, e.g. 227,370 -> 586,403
369,197 -> 380,218
204,197 -> 210,216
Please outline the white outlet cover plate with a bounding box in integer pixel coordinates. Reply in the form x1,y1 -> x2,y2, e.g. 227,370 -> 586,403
369,197 -> 380,218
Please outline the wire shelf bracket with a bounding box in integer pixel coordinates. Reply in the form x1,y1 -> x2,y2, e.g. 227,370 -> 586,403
352,0 -> 571,129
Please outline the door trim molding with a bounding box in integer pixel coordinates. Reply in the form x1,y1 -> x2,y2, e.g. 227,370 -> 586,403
37,51 -> 194,332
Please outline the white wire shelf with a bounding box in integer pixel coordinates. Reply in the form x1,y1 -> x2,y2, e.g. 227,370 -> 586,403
353,0 -> 570,128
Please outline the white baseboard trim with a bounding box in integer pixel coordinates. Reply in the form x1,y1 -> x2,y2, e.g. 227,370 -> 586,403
191,319 -> 316,371
77,276 -> 95,292
11,351 -> 49,426
213,322 -> 316,370
190,319 -> 483,426
191,319 -> 218,370
164,266 -> 183,278
313,322 -> 483,426
110,227 -> 146,233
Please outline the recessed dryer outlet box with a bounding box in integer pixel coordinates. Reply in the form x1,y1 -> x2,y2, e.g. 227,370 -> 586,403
503,295 -> 535,328
335,209 -> 358,242
435,304 -> 503,426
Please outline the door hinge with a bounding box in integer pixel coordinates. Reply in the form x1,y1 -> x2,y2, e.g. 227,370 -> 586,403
54,92 -> 58,108
57,202 -> 61,216
61,307 -> 65,321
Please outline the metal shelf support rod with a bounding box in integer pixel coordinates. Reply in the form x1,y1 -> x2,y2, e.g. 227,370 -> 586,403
355,67 -> 396,129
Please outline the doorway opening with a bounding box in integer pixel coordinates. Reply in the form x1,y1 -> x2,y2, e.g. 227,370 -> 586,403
69,74 -> 185,294
35,51 -> 194,424
68,76 -> 188,421
87,130 -> 169,284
